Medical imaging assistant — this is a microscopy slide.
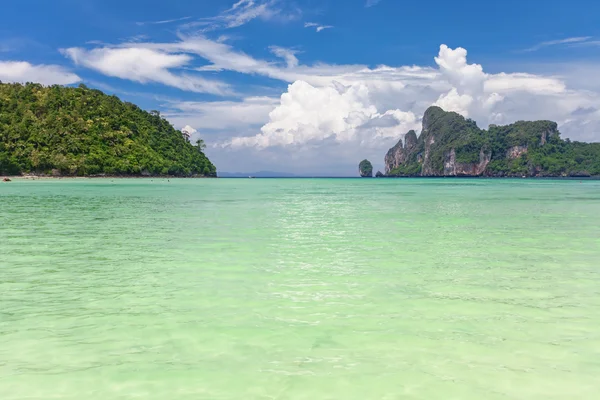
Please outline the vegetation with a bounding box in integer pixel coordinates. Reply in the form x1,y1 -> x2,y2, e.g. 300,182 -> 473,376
0,82 -> 216,176
387,106 -> 600,177
389,162 -> 422,176
359,159 -> 373,177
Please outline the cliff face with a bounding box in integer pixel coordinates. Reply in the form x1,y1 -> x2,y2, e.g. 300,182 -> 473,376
384,106 -> 599,177
384,131 -> 417,174
443,148 -> 491,176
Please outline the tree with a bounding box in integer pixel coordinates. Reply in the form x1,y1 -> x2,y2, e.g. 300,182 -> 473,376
195,139 -> 206,152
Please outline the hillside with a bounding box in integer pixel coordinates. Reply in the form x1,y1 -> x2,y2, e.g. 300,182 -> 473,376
385,106 -> 600,177
0,82 -> 216,177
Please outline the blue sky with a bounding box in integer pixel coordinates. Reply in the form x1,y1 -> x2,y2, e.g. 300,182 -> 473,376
2,0 -> 600,175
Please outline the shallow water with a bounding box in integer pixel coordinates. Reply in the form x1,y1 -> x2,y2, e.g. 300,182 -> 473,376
1,178 -> 600,399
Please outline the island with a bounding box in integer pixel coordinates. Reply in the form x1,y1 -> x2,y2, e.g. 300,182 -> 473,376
359,159 -> 373,177
383,106 -> 600,177
0,82 -> 216,177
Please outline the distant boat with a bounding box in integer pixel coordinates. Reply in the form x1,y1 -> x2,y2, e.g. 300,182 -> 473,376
248,176 -> 255,179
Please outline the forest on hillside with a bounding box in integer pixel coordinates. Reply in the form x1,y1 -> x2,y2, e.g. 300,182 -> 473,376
0,82 -> 216,177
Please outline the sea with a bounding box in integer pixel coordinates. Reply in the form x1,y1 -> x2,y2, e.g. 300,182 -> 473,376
1,178 -> 599,399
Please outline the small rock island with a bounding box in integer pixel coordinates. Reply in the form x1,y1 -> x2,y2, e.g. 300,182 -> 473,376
359,159 -> 373,177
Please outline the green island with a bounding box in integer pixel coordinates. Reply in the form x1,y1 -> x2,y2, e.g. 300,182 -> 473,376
358,159 -> 373,177
0,82 -> 216,177
384,106 -> 600,177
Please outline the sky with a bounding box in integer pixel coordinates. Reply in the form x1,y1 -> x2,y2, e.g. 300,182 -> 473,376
1,0 -> 600,175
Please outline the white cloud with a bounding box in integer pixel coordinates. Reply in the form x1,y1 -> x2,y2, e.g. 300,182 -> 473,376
164,96 -> 279,131
182,0 -> 299,32
304,22 -> 333,32
435,45 -> 485,94
484,73 -> 565,94
62,46 -> 232,95
269,46 -> 299,68
433,88 -> 473,116
0,61 -> 80,85
219,0 -> 276,28
227,80 -> 418,148
136,16 -> 192,26
316,25 -> 333,33
522,36 -> 593,52
156,36 -> 278,76
139,34 -> 435,89
182,125 -> 197,134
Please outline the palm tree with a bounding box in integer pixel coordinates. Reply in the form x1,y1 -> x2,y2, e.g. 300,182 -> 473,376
195,139 -> 206,152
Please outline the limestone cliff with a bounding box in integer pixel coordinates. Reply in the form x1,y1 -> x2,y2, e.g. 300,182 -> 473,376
385,130 -> 417,174
384,106 -> 599,177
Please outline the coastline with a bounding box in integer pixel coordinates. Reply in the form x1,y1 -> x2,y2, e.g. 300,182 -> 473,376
1,174 -> 216,180
378,175 -> 600,180
4,175 -> 598,181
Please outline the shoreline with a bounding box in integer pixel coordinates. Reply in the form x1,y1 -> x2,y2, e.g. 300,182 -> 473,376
3,175 -> 599,181
1,174 -> 216,180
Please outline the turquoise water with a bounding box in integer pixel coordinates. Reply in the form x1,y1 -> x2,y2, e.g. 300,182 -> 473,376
1,178 -> 600,399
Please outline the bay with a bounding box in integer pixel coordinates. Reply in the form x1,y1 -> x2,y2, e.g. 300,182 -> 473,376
1,178 -> 599,399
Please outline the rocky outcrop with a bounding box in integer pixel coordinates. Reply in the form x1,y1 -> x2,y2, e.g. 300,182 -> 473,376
384,138 -> 406,174
383,106 -> 598,177
506,146 -> 528,159
444,148 -> 491,176
404,130 -> 418,152
375,171 -> 384,178
540,125 -> 559,145
359,159 -> 373,177
384,130 -> 421,174
421,135 -> 437,176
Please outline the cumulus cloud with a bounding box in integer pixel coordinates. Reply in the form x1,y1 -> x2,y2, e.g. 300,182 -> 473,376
227,80 -> 418,148
219,43 -> 599,151
62,46 -> 232,95
0,61 -> 80,85
433,88 -> 474,116
434,45 -> 485,93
